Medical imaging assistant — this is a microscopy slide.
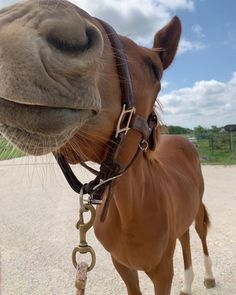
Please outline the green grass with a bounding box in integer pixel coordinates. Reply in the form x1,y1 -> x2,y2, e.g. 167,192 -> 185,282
197,139 -> 236,165
1,135 -> 236,165
0,138 -> 24,161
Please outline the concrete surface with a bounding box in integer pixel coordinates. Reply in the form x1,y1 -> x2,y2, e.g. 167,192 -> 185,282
0,155 -> 235,294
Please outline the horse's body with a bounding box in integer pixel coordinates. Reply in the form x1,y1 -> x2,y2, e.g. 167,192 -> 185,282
0,1 -> 215,294
95,134 -> 201,260
94,134 -> 206,294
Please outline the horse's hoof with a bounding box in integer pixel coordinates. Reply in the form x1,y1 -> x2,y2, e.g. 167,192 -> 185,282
204,278 -> 216,289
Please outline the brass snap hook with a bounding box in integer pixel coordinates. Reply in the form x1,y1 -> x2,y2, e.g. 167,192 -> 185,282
76,204 -> 96,245
72,245 -> 96,272
72,194 -> 97,272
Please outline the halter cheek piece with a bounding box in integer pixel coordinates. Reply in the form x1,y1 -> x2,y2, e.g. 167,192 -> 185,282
54,19 -> 158,206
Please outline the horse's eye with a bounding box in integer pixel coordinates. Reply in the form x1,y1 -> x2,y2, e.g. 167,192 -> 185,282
151,62 -> 161,80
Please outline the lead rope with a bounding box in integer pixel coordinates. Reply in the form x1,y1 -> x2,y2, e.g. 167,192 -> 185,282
73,188 -> 96,295
75,262 -> 88,295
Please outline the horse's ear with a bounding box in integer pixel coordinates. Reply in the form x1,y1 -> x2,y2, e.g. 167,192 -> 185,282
153,16 -> 181,70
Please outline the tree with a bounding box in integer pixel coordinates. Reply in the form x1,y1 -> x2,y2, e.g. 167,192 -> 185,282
167,125 -> 192,135
194,125 -> 208,139
210,125 -> 219,133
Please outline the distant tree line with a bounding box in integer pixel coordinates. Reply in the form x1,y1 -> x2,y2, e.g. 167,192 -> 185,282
167,125 -> 224,138
167,125 -> 192,135
167,125 -> 236,152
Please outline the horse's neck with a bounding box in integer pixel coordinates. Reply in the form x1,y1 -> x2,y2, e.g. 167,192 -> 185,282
94,154 -> 171,255
112,154 -> 165,224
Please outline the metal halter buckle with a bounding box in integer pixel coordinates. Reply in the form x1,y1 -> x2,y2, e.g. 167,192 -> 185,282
115,105 -> 136,138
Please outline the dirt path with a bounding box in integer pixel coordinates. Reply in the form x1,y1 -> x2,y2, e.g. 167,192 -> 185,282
0,156 -> 235,294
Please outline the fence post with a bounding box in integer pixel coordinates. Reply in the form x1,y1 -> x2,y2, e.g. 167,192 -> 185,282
230,131 -> 234,152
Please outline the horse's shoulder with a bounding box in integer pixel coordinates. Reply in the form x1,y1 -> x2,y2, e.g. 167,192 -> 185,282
156,135 -> 199,166
160,134 -> 196,151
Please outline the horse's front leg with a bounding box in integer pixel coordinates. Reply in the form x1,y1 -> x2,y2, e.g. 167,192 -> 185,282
146,242 -> 176,295
111,256 -> 142,295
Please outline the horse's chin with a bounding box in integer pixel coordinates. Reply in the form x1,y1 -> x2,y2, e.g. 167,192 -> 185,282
0,95 -> 99,156
0,124 -> 77,156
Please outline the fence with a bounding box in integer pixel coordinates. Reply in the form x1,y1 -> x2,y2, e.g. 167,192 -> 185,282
208,132 -> 236,153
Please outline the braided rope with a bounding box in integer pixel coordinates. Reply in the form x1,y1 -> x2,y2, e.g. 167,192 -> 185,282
75,262 -> 88,295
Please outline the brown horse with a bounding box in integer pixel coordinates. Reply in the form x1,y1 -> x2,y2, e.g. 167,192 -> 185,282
0,1 -> 216,294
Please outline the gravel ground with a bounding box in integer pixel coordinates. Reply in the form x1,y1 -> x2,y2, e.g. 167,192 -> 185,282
0,156 -> 235,295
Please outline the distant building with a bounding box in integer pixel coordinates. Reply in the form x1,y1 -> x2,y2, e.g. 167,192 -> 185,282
224,124 -> 236,132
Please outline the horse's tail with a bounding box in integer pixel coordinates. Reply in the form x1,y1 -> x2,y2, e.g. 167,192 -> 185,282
195,203 -> 213,261
195,202 -> 211,235
202,203 -> 211,231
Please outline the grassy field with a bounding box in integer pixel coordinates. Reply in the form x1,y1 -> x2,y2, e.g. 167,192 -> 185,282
0,136 -> 236,165
197,138 -> 236,165
0,138 -> 24,161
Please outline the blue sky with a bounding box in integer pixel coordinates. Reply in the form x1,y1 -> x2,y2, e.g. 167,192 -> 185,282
1,0 -> 236,128
166,0 -> 236,89
159,0 -> 236,128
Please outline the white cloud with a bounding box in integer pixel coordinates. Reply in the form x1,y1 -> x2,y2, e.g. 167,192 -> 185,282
161,80 -> 170,89
178,38 -> 206,54
159,73 -> 236,128
71,0 -> 199,46
1,0 -> 201,51
192,24 -> 205,39
73,0 -> 172,45
158,0 -> 194,11
178,24 -> 207,55
72,0 -> 202,50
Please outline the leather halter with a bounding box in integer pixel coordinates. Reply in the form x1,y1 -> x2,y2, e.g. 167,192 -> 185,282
54,19 -> 158,204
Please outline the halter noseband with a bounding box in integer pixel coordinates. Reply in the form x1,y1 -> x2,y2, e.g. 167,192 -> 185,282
54,18 -> 158,205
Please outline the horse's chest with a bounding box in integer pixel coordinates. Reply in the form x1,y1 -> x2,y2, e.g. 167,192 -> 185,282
115,228 -> 169,270
94,215 -> 170,271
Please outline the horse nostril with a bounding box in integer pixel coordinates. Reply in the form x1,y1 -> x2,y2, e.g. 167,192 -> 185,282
85,26 -> 102,51
40,19 -> 89,54
45,26 -> 100,54
42,20 -> 103,56
46,34 -> 89,53
45,24 -> 90,54
39,19 -> 104,65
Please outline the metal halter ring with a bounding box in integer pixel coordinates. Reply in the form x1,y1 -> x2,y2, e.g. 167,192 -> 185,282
139,139 -> 149,152
72,245 -> 96,272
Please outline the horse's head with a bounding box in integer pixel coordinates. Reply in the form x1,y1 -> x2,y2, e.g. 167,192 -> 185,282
0,0 -> 181,162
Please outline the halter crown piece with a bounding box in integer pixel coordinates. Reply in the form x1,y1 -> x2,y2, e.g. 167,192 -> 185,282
54,19 -> 158,206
